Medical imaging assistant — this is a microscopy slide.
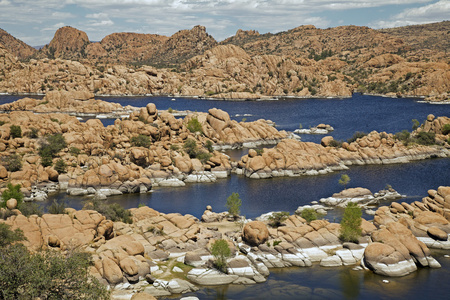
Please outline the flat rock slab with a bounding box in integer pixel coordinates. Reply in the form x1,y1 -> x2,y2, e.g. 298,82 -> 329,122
187,268 -> 239,285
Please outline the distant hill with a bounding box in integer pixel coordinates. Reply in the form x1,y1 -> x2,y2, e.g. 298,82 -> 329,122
0,28 -> 37,60
379,21 -> 450,52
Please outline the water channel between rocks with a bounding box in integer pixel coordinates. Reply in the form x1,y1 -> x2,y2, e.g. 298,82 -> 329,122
1,93 -> 450,299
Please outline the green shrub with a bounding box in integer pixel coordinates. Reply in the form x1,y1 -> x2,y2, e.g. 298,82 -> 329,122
39,133 -> 67,167
9,125 -> 22,139
0,121 -> 5,126
301,208 -> 318,223
19,202 -> 43,217
27,127 -> 39,138
255,148 -> 264,156
226,192 -> 242,219
205,140 -> 214,153
69,146 -> 81,156
170,144 -> 180,151
1,154 -> 22,172
412,119 -> 420,131
1,183 -> 24,209
131,134 -> 151,147
0,223 -> 26,247
196,151 -> 212,164
184,138 -> 198,158
442,124 -> 450,135
347,131 -> 368,143
338,174 -> 350,188
415,131 -> 435,145
339,202 -> 362,243
268,211 -> 290,227
48,199 -> 66,214
394,130 -> 411,145
187,117 -> 203,134
329,139 -> 343,148
54,158 -> 67,174
210,239 -> 231,273
0,229 -> 109,300
84,200 -> 132,224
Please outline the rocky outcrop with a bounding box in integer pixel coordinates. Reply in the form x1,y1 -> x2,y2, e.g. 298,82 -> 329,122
0,28 -> 37,60
319,187 -> 402,208
235,131 -> 450,179
40,26 -> 90,61
363,221 -> 440,276
1,22 -> 449,99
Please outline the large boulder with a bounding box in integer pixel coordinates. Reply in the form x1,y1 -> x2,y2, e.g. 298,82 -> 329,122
242,221 -> 269,246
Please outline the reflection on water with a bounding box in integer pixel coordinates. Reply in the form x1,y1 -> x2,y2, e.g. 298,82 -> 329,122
171,252 -> 450,300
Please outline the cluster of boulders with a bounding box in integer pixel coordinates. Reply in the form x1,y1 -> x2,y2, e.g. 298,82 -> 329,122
319,187 -> 402,208
294,123 -> 334,135
0,94 -> 288,198
234,129 -> 450,179
0,90 -> 140,118
2,186 -> 450,298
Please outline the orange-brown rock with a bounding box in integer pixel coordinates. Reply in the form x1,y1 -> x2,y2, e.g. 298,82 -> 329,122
243,221 -> 269,246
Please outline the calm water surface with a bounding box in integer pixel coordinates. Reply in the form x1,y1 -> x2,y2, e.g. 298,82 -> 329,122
1,94 -> 450,299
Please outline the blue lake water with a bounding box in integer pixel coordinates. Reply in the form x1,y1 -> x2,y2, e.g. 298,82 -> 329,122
1,93 -> 450,299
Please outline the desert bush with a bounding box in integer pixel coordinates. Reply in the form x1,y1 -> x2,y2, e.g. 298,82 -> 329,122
69,146 -> 81,156
184,138 -> 198,158
338,174 -> 351,188
268,211 -> 290,227
0,225 -> 109,300
196,151 -> 212,164
48,198 -> 66,215
226,192 -> 242,219
205,140 -> 214,153
347,131 -> 368,143
187,117 -> 203,134
54,158 -> 67,174
27,127 -> 39,138
412,119 -> 420,131
394,130 -> 411,145
1,154 -> 22,172
19,202 -> 44,217
210,239 -> 231,273
442,124 -> 450,135
329,139 -> 343,148
415,131 -> 435,145
84,200 -> 132,224
1,183 -> 24,209
301,208 -> 318,223
339,202 -> 362,243
38,133 -> 67,166
9,125 -> 22,138
131,134 -> 151,147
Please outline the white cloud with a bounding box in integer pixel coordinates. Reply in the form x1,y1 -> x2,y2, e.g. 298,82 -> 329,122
371,0 -> 449,28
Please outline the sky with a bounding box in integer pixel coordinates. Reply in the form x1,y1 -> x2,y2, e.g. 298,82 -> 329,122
0,0 -> 448,46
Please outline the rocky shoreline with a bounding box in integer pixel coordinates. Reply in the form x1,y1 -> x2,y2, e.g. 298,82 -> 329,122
1,185 -> 450,299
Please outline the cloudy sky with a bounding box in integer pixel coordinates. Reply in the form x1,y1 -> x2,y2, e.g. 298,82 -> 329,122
0,0 -> 448,46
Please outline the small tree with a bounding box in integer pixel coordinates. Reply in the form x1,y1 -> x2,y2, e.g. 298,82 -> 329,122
268,211 -> 290,227
54,158 -> 67,174
131,134 -> 151,147
187,117 -> 203,134
1,154 -> 22,172
9,125 -> 22,138
226,192 -> 242,219
412,119 -> 420,131
184,138 -> 198,158
339,202 -> 362,243
339,174 -> 350,188
1,183 -> 24,209
301,208 -> 318,223
210,239 -> 231,273
0,223 -> 26,247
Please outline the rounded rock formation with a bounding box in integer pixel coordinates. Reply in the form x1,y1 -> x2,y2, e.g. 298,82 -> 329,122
242,221 -> 269,246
